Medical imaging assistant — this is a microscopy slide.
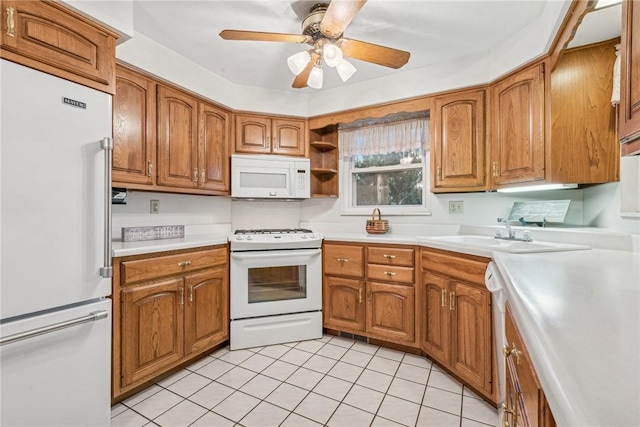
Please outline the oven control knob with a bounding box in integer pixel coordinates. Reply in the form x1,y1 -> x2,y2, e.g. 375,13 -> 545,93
301,235 -> 308,239
236,235 -> 243,240
247,235 -> 253,240
309,234 -> 316,238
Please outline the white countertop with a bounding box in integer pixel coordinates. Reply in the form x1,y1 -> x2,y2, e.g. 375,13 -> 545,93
492,249 -> 640,426
112,233 -> 228,257
110,228 -> 640,425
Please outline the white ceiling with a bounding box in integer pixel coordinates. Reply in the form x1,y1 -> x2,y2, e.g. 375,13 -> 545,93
132,0 -> 554,93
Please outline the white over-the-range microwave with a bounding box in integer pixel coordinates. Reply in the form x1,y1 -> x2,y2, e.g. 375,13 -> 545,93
231,154 -> 311,200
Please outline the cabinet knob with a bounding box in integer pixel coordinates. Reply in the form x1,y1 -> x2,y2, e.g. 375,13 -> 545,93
383,254 -> 396,260
384,271 -> 396,277
337,257 -> 348,263
178,260 -> 192,267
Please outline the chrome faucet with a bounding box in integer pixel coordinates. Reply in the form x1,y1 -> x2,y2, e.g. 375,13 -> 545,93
497,218 -> 516,239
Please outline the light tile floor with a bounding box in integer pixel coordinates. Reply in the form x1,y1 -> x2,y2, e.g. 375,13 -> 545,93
111,335 -> 498,427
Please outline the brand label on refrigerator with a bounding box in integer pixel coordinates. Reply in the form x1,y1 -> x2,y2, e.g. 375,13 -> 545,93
62,97 -> 86,109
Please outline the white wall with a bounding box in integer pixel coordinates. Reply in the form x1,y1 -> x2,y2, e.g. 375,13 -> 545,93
60,0 -> 134,42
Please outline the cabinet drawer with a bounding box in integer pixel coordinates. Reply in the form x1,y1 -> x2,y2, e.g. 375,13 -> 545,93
367,264 -> 414,284
421,248 -> 489,285
122,247 -> 227,284
324,243 -> 365,278
368,247 -> 415,267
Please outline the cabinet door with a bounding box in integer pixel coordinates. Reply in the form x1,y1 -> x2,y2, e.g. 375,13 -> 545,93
421,272 -> 450,366
620,0 -> 640,151
157,85 -> 199,188
199,102 -> 230,193
450,281 -> 491,394
367,281 -> 415,343
235,115 -> 271,154
113,66 -> 156,185
323,276 -> 365,332
272,118 -> 306,156
121,278 -> 184,387
184,267 -> 228,355
432,89 -> 487,191
491,63 -> 545,186
0,1 -> 116,93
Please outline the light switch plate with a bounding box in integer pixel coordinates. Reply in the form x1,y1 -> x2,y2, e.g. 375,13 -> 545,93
449,201 -> 464,214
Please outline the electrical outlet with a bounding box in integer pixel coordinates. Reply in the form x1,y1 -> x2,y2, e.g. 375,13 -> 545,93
449,200 -> 464,214
150,200 -> 159,214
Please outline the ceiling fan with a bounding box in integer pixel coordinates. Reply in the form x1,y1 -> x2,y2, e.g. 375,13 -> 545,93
219,0 -> 411,89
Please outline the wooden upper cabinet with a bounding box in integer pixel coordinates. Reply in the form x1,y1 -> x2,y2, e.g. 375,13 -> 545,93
113,65 -> 156,186
490,62 -> 545,186
235,114 -> 306,156
620,0 -> 640,154
235,115 -> 271,154
157,85 -> 199,188
432,89 -> 487,192
550,40 -> 619,183
199,102 -> 230,193
0,0 -> 117,94
272,118 -> 306,156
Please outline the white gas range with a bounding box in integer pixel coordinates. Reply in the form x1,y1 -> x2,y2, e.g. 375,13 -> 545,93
228,228 -> 324,350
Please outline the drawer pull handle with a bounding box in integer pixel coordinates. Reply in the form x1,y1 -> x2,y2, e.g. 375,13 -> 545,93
178,260 -> 192,267
441,289 -> 446,307
383,254 -> 396,259
6,7 -> 15,37
337,257 -> 348,263
449,291 -> 455,310
384,271 -> 396,277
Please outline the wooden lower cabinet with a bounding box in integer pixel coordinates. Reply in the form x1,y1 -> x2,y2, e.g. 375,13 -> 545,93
113,245 -> 228,401
323,242 -> 417,347
421,248 -> 494,402
505,303 -> 556,427
367,281 -> 415,343
323,275 -> 366,332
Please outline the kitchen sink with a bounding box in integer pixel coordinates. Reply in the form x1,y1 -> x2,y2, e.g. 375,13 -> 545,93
417,235 -> 591,254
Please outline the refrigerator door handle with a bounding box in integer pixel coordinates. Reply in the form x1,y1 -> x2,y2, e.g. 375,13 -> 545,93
0,310 -> 109,347
99,137 -> 113,278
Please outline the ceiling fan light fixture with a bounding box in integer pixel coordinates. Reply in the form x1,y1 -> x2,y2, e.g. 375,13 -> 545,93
307,64 -> 324,89
323,42 -> 343,67
336,59 -> 356,82
287,50 -> 311,75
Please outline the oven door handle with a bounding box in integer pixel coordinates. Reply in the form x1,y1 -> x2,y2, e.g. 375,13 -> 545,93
231,249 -> 321,260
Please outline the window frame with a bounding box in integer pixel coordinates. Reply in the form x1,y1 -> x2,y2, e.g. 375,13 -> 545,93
341,150 -> 431,216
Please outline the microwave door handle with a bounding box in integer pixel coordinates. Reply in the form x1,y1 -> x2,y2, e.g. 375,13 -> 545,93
231,249 -> 321,260
290,164 -> 296,197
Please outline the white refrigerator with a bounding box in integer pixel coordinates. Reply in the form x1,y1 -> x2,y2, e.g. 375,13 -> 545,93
0,59 -> 113,426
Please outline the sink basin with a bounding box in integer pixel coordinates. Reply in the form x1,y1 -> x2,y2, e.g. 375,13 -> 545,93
417,235 -> 591,254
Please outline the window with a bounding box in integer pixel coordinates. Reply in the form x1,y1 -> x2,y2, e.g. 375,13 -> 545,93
340,113 -> 430,215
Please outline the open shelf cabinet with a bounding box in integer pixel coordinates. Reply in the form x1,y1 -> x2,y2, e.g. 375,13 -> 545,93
309,125 -> 339,198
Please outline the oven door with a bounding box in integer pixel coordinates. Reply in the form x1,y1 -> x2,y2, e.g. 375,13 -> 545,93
230,248 -> 322,319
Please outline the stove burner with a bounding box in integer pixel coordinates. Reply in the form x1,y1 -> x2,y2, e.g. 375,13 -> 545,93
234,228 -> 313,235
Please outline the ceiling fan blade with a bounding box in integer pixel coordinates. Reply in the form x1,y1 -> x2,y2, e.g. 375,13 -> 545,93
340,38 -> 410,69
219,30 -> 311,44
320,0 -> 367,38
292,53 -> 320,89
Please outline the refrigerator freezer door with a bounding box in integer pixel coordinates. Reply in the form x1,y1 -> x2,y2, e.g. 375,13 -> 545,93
0,298 -> 112,426
0,60 -> 112,319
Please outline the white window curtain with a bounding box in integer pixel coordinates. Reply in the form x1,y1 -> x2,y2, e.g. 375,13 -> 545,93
338,113 -> 430,158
